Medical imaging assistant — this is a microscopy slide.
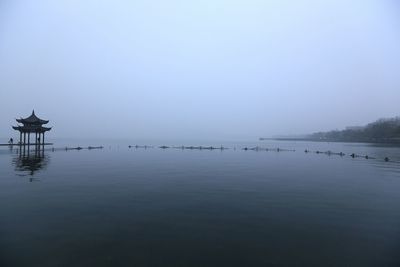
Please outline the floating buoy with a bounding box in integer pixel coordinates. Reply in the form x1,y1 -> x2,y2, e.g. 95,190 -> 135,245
385,157 -> 390,162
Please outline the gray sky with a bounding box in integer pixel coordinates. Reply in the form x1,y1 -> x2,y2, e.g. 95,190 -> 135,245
1,0 -> 399,140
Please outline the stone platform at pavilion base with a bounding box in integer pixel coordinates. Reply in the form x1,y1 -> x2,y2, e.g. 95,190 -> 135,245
0,143 -> 53,147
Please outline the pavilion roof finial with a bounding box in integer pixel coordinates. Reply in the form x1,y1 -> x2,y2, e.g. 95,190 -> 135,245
32,110 -> 35,115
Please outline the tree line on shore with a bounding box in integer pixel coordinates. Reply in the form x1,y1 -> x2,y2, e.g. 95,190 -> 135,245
309,117 -> 400,143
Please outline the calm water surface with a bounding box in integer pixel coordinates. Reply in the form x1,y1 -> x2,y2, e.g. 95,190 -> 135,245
1,140 -> 400,266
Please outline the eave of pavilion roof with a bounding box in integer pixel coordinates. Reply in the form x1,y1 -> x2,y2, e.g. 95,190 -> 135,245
12,125 -> 52,132
16,110 -> 49,125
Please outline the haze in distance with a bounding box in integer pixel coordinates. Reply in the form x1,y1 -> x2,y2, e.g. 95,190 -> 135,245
0,0 -> 399,141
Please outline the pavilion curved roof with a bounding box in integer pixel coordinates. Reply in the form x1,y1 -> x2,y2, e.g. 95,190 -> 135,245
16,110 -> 49,125
12,125 -> 52,133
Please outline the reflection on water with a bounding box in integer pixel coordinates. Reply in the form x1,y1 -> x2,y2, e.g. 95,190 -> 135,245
1,141 -> 400,266
12,147 -> 50,179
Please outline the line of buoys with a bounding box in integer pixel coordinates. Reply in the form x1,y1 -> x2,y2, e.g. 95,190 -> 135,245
349,153 -> 375,159
304,149 -> 390,161
64,146 -> 103,151
41,144 -> 396,164
242,146 -> 295,152
242,147 -> 262,151
275,148 -> 296,152
130,145 -> 230,150
88,146 -> 103,150
65,146 -> 82,150
131,145 -> 388,162
178,146 -> 228,150
324,150 -> 345,156
128,145 -> 153,149
312,150 -> 342,155
203,146 -> 228,150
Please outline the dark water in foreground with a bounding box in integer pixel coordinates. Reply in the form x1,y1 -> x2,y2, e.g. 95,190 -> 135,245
1,140 -> 400,266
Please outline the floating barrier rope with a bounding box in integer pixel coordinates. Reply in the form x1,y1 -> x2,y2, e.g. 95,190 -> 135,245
14,144 -> 396,164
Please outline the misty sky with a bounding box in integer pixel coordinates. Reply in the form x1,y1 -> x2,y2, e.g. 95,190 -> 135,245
1,0 -> 399,140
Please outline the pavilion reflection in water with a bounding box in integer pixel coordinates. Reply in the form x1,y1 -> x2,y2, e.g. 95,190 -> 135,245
13,148 -> 50,179
9,110 -> 52,180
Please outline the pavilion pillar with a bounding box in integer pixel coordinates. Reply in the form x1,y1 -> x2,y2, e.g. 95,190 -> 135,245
42,132 -> 45,151
19,132 -> 22,145
27,133 -> 30,154
23,133 -> 26,145
22,133 -> 25,154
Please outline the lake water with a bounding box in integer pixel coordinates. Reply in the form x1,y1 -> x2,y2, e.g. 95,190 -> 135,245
1,140 -> 400,266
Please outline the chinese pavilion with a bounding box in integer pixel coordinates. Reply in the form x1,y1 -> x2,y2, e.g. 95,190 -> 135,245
12,110 -> 52,145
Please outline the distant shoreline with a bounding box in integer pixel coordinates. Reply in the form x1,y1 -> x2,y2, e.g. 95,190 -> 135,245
260,137 -> 400,145
262,116 -> 400,145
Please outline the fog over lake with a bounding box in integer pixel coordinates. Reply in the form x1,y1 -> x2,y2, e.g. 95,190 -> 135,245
1,0 -> 400,140
2,2 -> 400,266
